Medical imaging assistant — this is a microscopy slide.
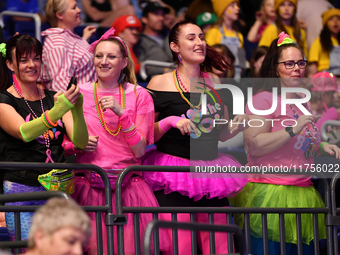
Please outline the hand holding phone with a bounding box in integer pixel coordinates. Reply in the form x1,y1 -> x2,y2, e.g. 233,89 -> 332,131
67,77 -> 78,90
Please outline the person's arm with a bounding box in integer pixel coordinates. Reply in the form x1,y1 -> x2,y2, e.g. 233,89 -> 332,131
0,88 -> 79,142
81,0 -> 112,22
43,44 -> 74,92
218,105 -> 249,142
147,75 -> 196,142
244,114 -> 315,157
247,12 -> 264,43
100,4 -> 136,27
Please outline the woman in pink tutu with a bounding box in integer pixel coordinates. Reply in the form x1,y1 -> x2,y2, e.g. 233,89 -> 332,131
142,21 -> 249,254
68,28 -> 169,255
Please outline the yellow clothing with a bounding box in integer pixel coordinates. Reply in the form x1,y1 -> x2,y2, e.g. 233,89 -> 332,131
309,37 -> 339,71
205,26 -> 244,48
258,24 -> 308,57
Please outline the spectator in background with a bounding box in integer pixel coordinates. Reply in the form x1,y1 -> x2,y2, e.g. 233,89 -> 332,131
185,0 -> 213,23
247,0 -> 276,43
81,0 -> 135,27
297,0 -> 334,50
248,46 -> 269,77
38,0 -> 86,23
308,72 -> 340,130
308,8 -> 340,77
22,198 -> 91,255
112,15 -> 142,75
205,0 -> 246,81
41,0 -> 97,92
259,0 -> 308,57
134,2 -> 173,79
196,12 -> 218,35
211,44 -> 235,79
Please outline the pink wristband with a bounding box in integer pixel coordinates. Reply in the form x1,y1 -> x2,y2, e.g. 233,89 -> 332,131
62,137 -> 82,156
119,111 -> 142,146
159,116 -> 183,132
119,111 -> 133,129
123,130 -> 142,146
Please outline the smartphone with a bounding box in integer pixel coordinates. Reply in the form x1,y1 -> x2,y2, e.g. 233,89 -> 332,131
67,77 -> 77,90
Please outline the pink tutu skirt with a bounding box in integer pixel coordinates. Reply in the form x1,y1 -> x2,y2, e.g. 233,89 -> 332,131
142,148 -> 248,201
72,175 -> 170,255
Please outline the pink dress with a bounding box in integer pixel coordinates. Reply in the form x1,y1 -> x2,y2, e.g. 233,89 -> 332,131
72,82 -> 169,254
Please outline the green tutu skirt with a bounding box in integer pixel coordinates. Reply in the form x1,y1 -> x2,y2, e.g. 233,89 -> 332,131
229,182 -> 326,245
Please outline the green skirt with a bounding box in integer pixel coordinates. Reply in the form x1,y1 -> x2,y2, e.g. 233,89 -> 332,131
229,182 -> 326,244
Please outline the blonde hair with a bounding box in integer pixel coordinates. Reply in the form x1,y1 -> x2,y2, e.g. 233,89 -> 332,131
46,0 -> 67,27
27,198 -> 91,248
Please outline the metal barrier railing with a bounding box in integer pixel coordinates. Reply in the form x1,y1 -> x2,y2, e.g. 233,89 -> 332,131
143,220 -> 247,255
0,11 -> 41,41
0,162 -> 113,255
139,60 -> 175,81
116,165 -> 333,255
0,163 -> 336,255
329,172 -> 340,254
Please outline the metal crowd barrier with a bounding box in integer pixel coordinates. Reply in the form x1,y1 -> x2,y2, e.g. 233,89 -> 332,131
329,172 -> 340,254
0,162 -> 113,255
0,11 -> 41,41
0,163 -> 336,255
116,165 -> 332,255
143,220 -> 246,255
139,60 -> 175,81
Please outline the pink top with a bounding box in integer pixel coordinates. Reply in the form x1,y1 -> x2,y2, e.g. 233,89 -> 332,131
245,91 -> 322,187
75,82 -> 154,169
41,28 -> 97,92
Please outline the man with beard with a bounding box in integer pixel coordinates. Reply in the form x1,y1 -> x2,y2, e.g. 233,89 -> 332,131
135,2 -> 173,79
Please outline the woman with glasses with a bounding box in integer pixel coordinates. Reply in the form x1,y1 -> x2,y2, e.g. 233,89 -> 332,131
230,32 -> 340,255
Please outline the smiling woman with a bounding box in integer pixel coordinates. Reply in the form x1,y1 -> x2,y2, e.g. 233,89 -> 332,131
0,34 -> 88,244
61,28 -> 170,254
141,21 -> 249,254
229,32 -> 340,255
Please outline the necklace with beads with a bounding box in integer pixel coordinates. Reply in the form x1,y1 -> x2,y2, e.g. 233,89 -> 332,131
173,67 -> 206,108
13,82 -> 54,163
93,82 -> 126,136
289,102 -> 318,159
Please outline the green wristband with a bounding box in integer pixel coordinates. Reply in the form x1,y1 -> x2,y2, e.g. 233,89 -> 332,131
319,142 -> 328,155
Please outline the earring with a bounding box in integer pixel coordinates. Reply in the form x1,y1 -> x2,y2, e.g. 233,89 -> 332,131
178,55 -> 183,64
118,72 -> 126,84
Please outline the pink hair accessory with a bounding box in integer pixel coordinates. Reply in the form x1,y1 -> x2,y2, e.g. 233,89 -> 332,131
88,27 -> 128,55
277,31 -> 294,46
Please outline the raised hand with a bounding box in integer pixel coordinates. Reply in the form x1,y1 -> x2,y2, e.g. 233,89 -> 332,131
98,95 -> 124,116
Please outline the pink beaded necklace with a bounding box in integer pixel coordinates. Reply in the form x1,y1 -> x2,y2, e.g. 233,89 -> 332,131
13,80 -> 54,163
